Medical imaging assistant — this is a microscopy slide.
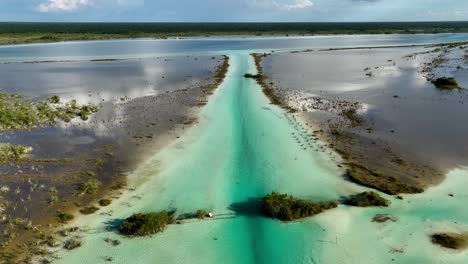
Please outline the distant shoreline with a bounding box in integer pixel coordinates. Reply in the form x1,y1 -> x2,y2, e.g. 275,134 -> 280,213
2,32 -> 468,47
2,21 -> 468,45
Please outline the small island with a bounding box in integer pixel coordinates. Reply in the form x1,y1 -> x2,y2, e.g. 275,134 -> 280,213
119,211 -> 176,237
119,209 -> 212,237
431,77 -> 461,90
261,192 -> 337,222
431,233 -> 468,250
344,191 -> 390,207
244,73 -> 262,79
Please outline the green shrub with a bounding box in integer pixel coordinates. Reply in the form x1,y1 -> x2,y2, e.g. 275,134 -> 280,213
261,192 -> 337,222
119,211 -> 175,237
63,238 -> 81,250
49,194 -> 59,205
195,210 -> 208,219
244,73 -> 261,79
0,91 -> 98,130
432,77 -> 460,90
44,235 -> 58,247
431,233 -> 468,249
49,95 -> 60,104
345,191 -> 390,207
57,211 -> 74,223
99,199 -> 111,206
0,143 -> 31,162
79,179 -> 101,195
79,206 -> 99,215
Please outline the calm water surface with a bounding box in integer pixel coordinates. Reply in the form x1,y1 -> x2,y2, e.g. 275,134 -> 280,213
263,47 -> 468,171
1,33 -> 468,61
2,35 -> 468,263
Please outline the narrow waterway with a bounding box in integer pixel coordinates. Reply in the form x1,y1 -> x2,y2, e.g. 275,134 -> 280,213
53,52 -> 468,264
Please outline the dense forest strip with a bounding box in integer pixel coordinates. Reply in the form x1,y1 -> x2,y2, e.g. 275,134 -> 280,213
2,22 -> 468,45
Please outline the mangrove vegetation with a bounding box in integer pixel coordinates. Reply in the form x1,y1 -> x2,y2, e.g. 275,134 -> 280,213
0,143 -> 32,163
119,211 -> 176,237
344,191 -> 390,207
0,92 -> 98,131
431,233 -> 468,250
432,77 -> 461,90
261,192 -> 337,222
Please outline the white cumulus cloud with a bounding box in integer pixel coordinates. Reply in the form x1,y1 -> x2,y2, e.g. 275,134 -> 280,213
250,0 -> 313,11
37,0 -> 93,12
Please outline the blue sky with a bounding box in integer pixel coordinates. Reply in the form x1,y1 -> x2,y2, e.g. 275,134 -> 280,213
0,0 -> 468,22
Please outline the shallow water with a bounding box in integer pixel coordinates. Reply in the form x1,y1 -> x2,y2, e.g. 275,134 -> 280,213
2,33 -> 468,62
0,56 -> 218,104
52,52 -> 360,264
1,35 -> 467,263
49,52 -> 468,264
262,47 -> 468,171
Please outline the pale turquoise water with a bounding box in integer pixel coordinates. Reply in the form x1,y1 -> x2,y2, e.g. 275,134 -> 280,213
51,52 -> 364,263
37,47 -> 468,263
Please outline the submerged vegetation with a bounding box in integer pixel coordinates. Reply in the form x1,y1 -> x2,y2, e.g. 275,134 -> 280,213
79,206 -> 99,215
261,192 -> 337,222
119,211 -> 176,237
177,209 -> 210,220
346,164 -> 423,195
344,191 -> 390,207
340,108 -> 364,127
372,214 -> 398,223
78,179 -> 101,195
0,92 -> 98,131
0,143 -> 32,162
431,77 -> 461,90
57,211 -> 74,224
99,199 -> 111,207
431,233 -> 468,250
63,238 -> 82,250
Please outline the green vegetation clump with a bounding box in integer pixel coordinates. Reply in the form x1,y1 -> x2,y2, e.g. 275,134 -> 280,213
119,211 -> 175,237
63,238 -> 82,250
432,77 -> 460,90
195,209 -> 208,219
346,164 -> 424,195
244,73 -> 261,79
57,211 -> 74,223
261,192 -> 337,222
79,206 -> 99,215
0,92 -> 98,131
341,108 -> 364,127
431,233 -> 468,250
0,143 -> 31,162
49,95 -> 60,104
372,214 -> 397,223
99,199 -> 111,206
345,191 -> 390,207
79,179 -> 101,195
176,209 -> 210,220
44,235 -> 58,247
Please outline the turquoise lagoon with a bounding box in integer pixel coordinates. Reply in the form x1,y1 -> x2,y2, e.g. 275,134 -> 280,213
53,52 -> 468,264
11,35 -> 467,263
